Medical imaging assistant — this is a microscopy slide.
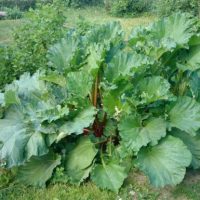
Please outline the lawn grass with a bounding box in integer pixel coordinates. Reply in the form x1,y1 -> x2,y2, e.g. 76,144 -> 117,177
0,20 -> 22,45
1,169 -> 200,200
64,6 -> 155,35
0,7 -> 155,45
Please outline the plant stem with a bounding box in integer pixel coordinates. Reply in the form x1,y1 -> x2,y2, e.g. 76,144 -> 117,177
100,146 -> 106,167
93,76 -> 98,107
108,137 -> 112,157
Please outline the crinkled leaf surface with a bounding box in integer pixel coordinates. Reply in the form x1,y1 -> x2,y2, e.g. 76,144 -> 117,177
66,70 -> 93,99
40,73 -> 67,87
0,72 -> 67,167
4,90 -> 20,106
118,116 -> 166,152
17,152 -> 61,187
177,45 -> 200,71
189,71 -> 200,101
150,13 -> 195,47
105,52 -> 138,83
48,33 -> 82,72
65,137 -> 97,184
87,22 -> 123,44
57,106 -> 96,142
137,76 -> 172,103
0,107 -> 48,167
169,96 -> 200,136
137,136 -> 192,187
172,129 -> 200,169
91,162 -> 127,192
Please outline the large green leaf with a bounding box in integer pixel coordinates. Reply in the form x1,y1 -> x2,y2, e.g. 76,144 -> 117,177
177,45 -> 200,71
65,137 -> 97,184
40,73 -> 67,87
172,129 -> 200,169
129,13 -> 196,59
5,72 -> 48,99
118,116 -> 166,152
87,22 -> 123,45
0,72 -> 66,167
57,106 -> 96,142
91,162 -> 127,192
189,71 -> 200,101
17,152 -> 61,187
0,107 -> 48,167
84,43 -> 104,77
4,90 -> 20,106
169,96 -> 200,136
66,70 -> 93,99
137,136 -> 192,187
150,13 -> 195,47
105,52 -> 138,83
47,33 -> 83,73
137,76 -> 172,103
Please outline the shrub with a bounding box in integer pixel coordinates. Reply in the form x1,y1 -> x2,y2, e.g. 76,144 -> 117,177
0,13 -> 200,192
154,0 -> 199,16
0,46 -> 14,90
1,6 -> 23,19
110,0 -> 153,17
0,0 -> 36,11
0,3 -> 66,88
66,0 -> 102,7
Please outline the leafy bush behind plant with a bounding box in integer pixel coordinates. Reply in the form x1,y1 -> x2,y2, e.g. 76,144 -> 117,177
1,6 -> 23,19
154,0 -> 199,16
0,0 -> 36,11
109,0 -> 153,17
65,0 -> 102,7
0,2 -> 66,90
1,13 -> 200,192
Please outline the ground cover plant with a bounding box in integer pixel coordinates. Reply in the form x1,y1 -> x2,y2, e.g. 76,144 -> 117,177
0,12 -> 200,194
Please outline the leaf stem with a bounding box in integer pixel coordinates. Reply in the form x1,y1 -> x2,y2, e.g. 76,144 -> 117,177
108,137 -> 112,157
100,146 -> 106,167
93,76 -> 98,107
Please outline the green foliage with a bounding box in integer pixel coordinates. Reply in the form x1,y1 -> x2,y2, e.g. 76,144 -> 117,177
1,13 -> 200,192
1,7 -> 23,19
17,152 -> 61,187
0,0 -> 36,11
66,0 -> 102,8
154,0 -> 199,16
0,2 -> 66,89
110,0 -> 153,17
0,47 -> 14,90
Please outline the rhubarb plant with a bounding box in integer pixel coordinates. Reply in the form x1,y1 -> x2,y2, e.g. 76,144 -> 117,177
0,13 -> 200,192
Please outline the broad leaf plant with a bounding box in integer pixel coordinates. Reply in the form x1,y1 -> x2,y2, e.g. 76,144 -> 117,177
0,13 -> 200,192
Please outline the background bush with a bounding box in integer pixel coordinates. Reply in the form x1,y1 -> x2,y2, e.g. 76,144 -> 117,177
1,7 -> 23,19
0,0 -> 36,11
0,2 -> 66,90
66,0 -> 102,8
109,0 -> 153,17
154,0 -> 199,16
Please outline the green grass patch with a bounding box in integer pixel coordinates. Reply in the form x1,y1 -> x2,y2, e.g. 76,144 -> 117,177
64,6 -> 155,35
0,6 -> 155,45
2,170 -> 200,200
0,20 -> 22,45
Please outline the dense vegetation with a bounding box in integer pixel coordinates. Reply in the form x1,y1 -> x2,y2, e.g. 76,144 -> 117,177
108,0 -> 153,17
0,13 -> 200,193
0,2 -> 66,89
0,0 -> 36,11
0,0 -> 199,18
154,0 -> 200,16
